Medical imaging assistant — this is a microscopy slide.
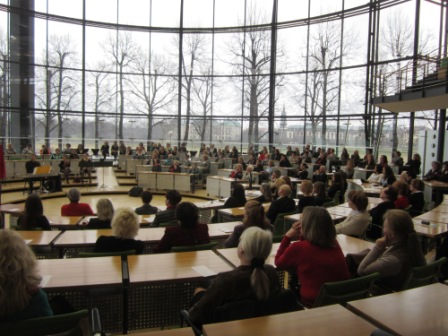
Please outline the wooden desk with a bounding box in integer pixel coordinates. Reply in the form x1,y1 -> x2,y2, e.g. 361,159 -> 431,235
126,251 -> 234,329
347,283 -> 448,336
285,213 -> 345,223
217,242 -> 280,269
353,168 -> 374,180
336,234 -> 374,255
218,203 -> 270,222
130,329 -> 192,336
429,204 -> 448,213
414,211 -> 448,225
339,197 -> 382,209
326,206 -> 353,217
47,216 -> 82,229
206,176 -> 240,198
424,180 -> 448,210
203,304 -> 375,336
412,219 -> 448,238
16,230 -> 62,247
37,256 -> 122,289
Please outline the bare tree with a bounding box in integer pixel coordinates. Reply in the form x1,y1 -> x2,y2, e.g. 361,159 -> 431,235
227,9 -> 283,145
131,52 -> 175,143
87,63 -> 112,148
35,34 -> 78,149
104,32 -> 140,140
178,34 -> 206,141
192,68 -> 215,141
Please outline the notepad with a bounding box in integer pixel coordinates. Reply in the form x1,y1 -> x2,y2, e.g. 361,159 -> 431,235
192,265 -> 217,277
40,275 -> 52,288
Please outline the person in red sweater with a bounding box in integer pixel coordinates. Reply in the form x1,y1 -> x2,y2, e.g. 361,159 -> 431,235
392,180 -> 410,210
275,206 -> 350,307
61,188 -> 95,216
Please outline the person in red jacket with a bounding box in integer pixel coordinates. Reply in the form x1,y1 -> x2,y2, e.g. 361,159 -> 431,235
392,180 -> 410,210
61,188 -> 94,216
275,206 -> 350,307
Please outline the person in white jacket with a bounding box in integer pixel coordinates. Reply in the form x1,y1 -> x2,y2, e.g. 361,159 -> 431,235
335,190 -> 370,237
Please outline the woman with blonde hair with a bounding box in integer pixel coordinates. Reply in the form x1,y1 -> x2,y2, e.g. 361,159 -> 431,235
253,183 -> 273,203
357,209 -> 426,290
85,198 -> 115,229
0,230 -> 53,321
94,208 -> 144,254
224,200 -> 271,248
275,207 -> 350,307
189,227 -> 281,326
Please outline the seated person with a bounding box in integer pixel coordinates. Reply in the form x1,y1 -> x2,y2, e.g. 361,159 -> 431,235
165,154 -> 174,167
168,160 -> 181,173
152,190 -> 182,227
269,169 -> 286,197
61,188 -> 95,216
279,154 -> 291,167
78,154 -> 92,184
154,202 -> 210,253
392,151 -> 404,167
335,190 -> 370,237
229,163 -> 243,179
0,230 -> 53,322
224,200 -> 271,248
408,179 -> 425,217
423,161 -> 442,181
297,180 -> 317,213
313,181 -> 332,206
189,227 -> 281,326
438,161 -> 448,183
366,186 -> 397,240
22,144 -> 34,155
151,159 -> 162,172
50,148 -> 62,160
6,143 -> 16,155
379,165 -> 396,187
58,156 -> 71,184
25,154 -> 41,194
296,163 -> 309,180
94,208 -> 144,254
266,185 -> 296,224
312,165 -> 327,185
135,190 -> 159,215
242,165 -> 255,185
275,207 -> 350,307
253,183 -> 273,203
133,148 -> 145,159
367,164 -> 383,183
327,172 -> 345,203
356,210 -> 426,290
17,194 -> 51,231
84,198 -> 114,229
222,183 -> 247,208
344,159 -> 355,179
392,180 -> 410,210
40,144 -> 51,155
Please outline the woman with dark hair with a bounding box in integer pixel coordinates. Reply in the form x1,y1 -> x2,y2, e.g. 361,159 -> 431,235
405,153 -> 422,176
253,183 -> 273,203
345,159 -> 355,179
223,183 -> 247,208
423,161 -> 442,181
188,227 -> 281,326
340,148 -> 349,165
409,179 -> 425,216
357,210 -> 426,290
154,202 -> 210,253
224,200 -> 271,248
313,181 -> 332,206
392,180 -> 410,210
17,194 -> 51,230
327,172 -> 346,203
367,187 -> 397,240
275,207 -> 350,307
364,154 -> 376,170
279,154 -> 291,167
380,165 -> 396,187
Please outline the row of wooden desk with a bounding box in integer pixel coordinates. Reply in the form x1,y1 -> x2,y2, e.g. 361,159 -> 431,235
34,234 -> 374,333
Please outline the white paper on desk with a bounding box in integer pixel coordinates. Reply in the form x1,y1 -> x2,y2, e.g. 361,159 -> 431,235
24,239 -> 32,245
8,208 -> 20,212
40,275 -> 52,288
144,216 -> 154,223
192,265 -> 217,277
219,227 -> 234,233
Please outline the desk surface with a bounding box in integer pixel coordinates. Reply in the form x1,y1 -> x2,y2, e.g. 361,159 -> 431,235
414,211 -> 448,225
347,283 -> 448,336
219,203 -> 270,217
0,203 -> 24,214
217,243 -> 280,268
430,204 -> 448,213
16,230 -> 62,246
285,213 -> 345,223
47,216 -> 82,227
203,304 -> 375,336
37,256 -> 122,289
128,250 -> 233,284
339,197 -> 382,209
412,219 -> 448,238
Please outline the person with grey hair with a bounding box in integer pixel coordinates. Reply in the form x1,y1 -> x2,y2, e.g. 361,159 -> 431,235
94,208 -> 144,254
266,184 -> 295,224
60,188 -> 94,216
188,227 -> 281,326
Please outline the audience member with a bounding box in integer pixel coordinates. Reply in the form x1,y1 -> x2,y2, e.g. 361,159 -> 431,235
393,180 -> 410,210
366,186 -> 397,240
313,181 -> 331,206
17,194 -> 51,231
335,190 -> 370,237
94,208 -> 144,254
189,227 -> 281,326
61,188 -> 94,216
266,185 -> 295,224
85,198 -> 114,229
152,190 -> 182,227
297,180 -> 317,213
224,200 -> 271,248
6,143 -> 16,155
135,190 -> 159,215
379,165 -> 396,186
253,183 -> 273,203
312,165 -> 327,185
275,207 -> 350,307
0,230 -> 53,322
408,179 -> 425,217
154,202 -> 210,253
25,154 -> 41,194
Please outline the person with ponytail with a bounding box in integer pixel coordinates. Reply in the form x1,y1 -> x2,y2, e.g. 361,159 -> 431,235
357,209 -> 426,290
224,200 -> 271,248
188,227 -> 280,326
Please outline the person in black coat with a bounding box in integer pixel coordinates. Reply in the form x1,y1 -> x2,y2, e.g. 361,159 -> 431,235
135,190 -> 159,215
17,194 -> 51,231
266,185 -> 296,224
85,198 -> 114,229
366,186 -> 397,240
94,208 -> 145,254
409,179 -> 425,217
312,165 -> 328,185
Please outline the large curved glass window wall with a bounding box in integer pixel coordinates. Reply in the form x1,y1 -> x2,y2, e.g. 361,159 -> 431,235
0,0 -> 444,157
